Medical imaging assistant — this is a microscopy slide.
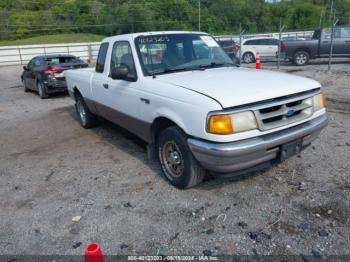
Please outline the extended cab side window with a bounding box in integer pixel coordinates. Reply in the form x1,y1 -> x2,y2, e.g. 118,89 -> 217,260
96,42 -> 109,73
110,41 -> 137,80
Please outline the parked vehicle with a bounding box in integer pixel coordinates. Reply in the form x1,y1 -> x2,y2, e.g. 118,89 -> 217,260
21,54 -> 88,98
241,37 -> 285,63
217,39 -> 240,60
283,26 -> 350,66
282,36 -> 307,42
65,31 -> 328,189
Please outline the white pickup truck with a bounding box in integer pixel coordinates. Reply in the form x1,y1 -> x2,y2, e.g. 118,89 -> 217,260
65,31 -> 328,189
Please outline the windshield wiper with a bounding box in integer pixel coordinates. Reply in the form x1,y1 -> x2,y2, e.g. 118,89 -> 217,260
199,62 -> 234,69
155,67 -> 204,76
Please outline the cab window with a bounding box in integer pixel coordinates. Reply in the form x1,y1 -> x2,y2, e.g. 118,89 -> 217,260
110,41 -> 137,80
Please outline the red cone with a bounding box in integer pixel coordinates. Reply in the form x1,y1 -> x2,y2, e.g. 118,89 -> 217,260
255,52 -> 261,70
85,243 -> 105,262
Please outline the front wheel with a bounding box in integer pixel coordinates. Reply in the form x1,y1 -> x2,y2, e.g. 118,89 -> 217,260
157,126 -> 205,189
242,52 -> 255,64
293,51 -> 309,66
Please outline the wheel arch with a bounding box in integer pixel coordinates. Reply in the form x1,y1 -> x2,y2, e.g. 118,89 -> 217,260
150,116 -> 185,145
73,86 -> 82,98
294,47 -> 312,57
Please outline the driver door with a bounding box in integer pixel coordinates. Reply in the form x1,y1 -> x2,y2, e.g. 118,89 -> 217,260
94,41 -> 142,137
23,59 -> 36,90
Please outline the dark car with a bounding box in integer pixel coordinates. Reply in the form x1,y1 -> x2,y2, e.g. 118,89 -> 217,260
217,39 -> 240,60
21,54 -> 89,98
283,26 -> 350,66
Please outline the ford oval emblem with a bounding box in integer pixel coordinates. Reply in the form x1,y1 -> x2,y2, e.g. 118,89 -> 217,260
287,109 -> 295,117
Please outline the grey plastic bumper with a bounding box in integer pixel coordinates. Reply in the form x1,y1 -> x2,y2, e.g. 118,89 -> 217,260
187,114 -> 328,173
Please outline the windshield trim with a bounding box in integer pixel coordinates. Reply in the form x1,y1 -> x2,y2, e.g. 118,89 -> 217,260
134,33 -> 232,77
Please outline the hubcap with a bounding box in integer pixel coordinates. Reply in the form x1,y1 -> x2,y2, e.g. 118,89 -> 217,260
296,54 -> 306,65
161,141 -> 184,178
77,100 -> 87,125
244,54 -> 253,63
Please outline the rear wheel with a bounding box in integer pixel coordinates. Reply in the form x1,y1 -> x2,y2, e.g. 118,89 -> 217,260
157,126 -> 205,189
37,81 -> 48,99
75,94 -> 98,128
242,52 -> 255,64
293,51 -> 309,66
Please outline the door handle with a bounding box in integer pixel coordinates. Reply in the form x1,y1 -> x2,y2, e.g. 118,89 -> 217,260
345,40 -> 350,43
140,98 -> 150,104
103,83 -> 109,89
322,41 -> 329,44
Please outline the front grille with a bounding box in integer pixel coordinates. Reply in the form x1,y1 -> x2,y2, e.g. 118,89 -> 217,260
254,95 -> 313,130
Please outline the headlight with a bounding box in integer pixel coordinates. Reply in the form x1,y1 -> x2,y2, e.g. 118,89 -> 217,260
313,93 -> 326,112
207,111 -> 257,135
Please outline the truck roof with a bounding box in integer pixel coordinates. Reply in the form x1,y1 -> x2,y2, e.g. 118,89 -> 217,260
102,31 -> 209,43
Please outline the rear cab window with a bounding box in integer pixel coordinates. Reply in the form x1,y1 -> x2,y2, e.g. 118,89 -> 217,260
96,42 -> 109,73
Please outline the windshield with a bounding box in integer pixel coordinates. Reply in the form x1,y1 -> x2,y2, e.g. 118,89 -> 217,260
135,34 -> 235,76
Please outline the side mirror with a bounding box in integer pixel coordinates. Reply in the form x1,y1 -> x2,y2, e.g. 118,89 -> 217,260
110,66 -> 129,80
23,66 -> 28,71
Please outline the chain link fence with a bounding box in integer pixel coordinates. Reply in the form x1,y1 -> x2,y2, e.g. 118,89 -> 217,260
215,17 -> 350,71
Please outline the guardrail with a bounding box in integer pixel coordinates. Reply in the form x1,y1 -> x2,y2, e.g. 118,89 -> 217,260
0,42 -> 101,66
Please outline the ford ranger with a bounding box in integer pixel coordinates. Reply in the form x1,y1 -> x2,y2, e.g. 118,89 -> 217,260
65,31 -> 328,189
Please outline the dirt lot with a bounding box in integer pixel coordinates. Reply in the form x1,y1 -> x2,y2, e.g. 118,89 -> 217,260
0,61 -> 350,259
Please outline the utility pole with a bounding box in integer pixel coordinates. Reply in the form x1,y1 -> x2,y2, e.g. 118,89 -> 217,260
319,7 -> 324,28
198,0 -> 201,31
329,0 -> 334,22
328,10 -> 338,71
239,23 -> 245,66
277,17 -> 285,70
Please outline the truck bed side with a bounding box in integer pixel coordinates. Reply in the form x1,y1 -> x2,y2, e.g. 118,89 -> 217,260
65,68 -> 95,101
284,39 -> 319,58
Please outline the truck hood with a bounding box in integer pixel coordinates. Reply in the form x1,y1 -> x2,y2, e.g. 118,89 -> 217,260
155,67 -> 320,108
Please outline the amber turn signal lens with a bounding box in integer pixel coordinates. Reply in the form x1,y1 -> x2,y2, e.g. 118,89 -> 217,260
208,115 -> 233,135
322,93 -> 327,108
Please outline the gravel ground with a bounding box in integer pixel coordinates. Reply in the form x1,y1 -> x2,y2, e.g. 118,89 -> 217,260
0,62 -> 349,259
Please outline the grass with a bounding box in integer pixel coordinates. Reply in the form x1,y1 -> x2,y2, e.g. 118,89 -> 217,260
0,33 -> 105,46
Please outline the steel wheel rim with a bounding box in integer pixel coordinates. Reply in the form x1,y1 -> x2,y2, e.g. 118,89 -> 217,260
77,100 -> 87,125
161,141 -> 184,178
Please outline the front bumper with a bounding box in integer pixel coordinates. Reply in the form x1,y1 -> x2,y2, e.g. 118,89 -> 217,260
187,114 -> 328,173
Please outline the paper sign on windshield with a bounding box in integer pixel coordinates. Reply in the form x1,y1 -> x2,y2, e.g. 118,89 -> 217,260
200,36 -> 219,47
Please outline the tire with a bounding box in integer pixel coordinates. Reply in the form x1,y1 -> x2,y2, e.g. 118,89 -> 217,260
157,126 -> 205,189
22,78 -> 29,92
37,81 -> 48,99
242,52 -> 255,64
75,93 -> 98,128
293,51 -> 309,66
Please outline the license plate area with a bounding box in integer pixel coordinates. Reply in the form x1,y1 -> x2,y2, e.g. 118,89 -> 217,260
54,72 -> 65,78
279,139 -> 303,161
